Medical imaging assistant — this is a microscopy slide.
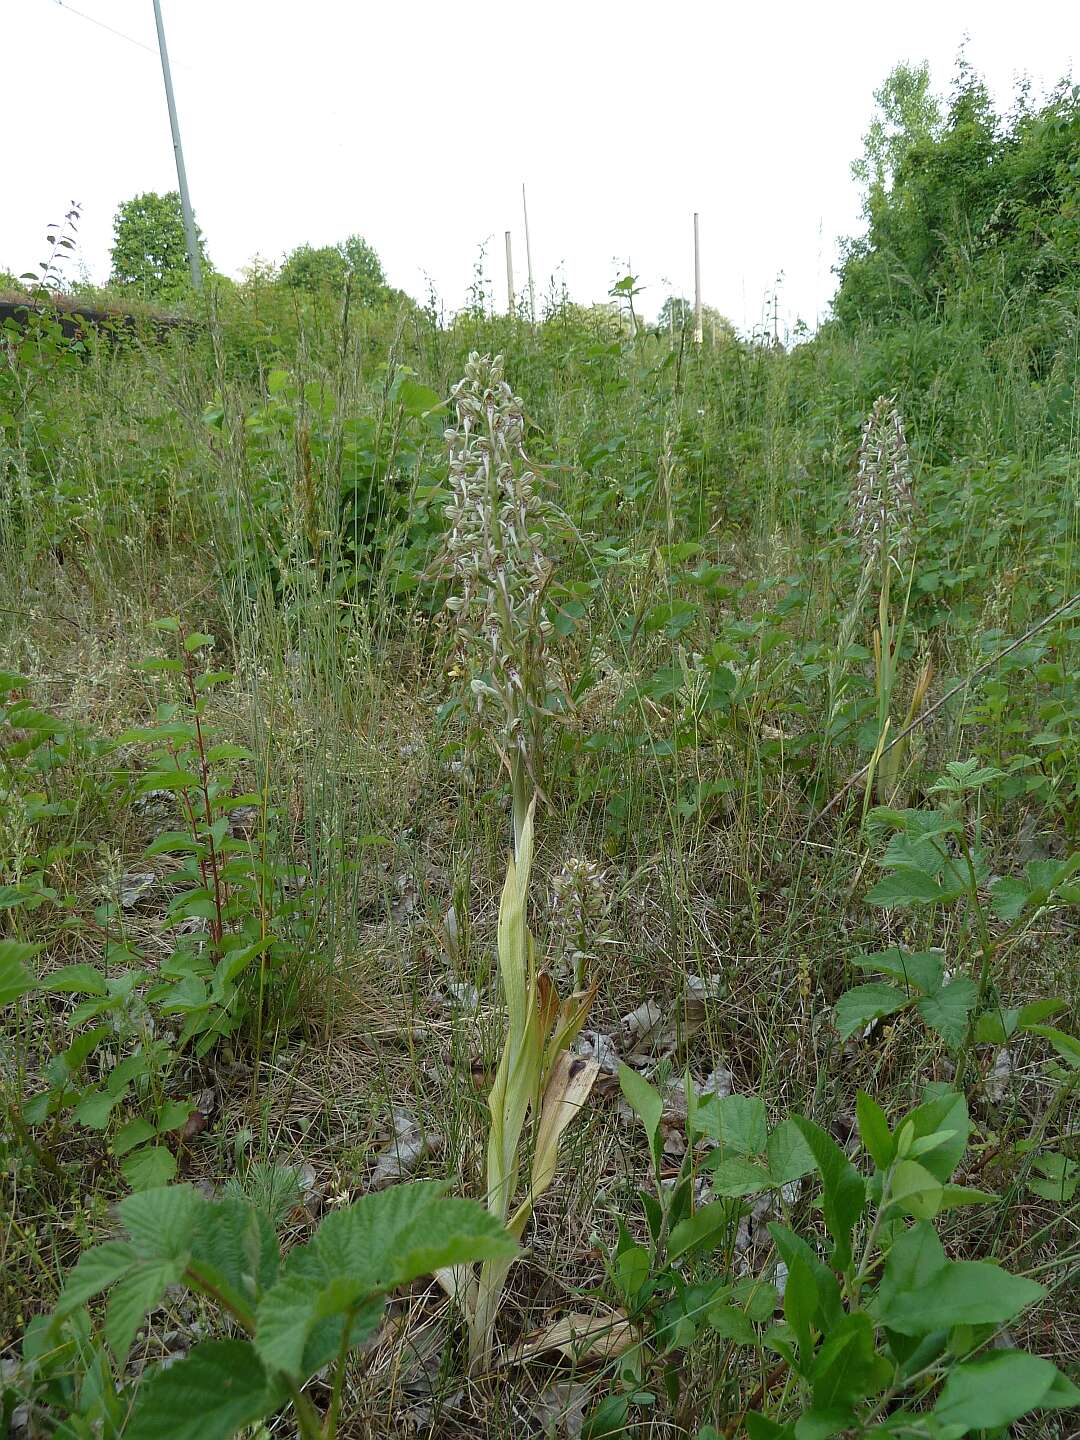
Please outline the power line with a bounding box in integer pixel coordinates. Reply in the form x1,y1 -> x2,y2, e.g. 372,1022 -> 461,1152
45,0 -> 162,58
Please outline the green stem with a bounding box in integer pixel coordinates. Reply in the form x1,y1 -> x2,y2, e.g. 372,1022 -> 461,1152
5,1100 -> 64,1180
323,1310 -> 355,1438
511,751 -> 529,861
285,1379 -> 325,1440
850,1171 -> 892,1305
954,827 -> 997,1089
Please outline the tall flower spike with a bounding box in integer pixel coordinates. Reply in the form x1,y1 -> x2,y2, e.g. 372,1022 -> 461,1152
440,352 -> 557,853
852,395 -> 915,567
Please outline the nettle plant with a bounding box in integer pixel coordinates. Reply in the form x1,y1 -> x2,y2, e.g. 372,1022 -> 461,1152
836,758 -> 1080,1082
4,624 -> 316,1190
12,1181 -> 516,1440
613,1071 -> 1079,1439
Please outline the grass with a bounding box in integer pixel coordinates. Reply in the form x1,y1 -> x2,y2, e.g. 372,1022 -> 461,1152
1,281 -> 1078,1437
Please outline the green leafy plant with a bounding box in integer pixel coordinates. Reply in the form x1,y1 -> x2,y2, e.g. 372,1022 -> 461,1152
838,759 -> 1080,1078
109,191 -> 209,303
5,624 -> 318,1191
278,234 -> 387,302
14,1180 -> 515,1439
610,1072 -> 1079,1437
440,801 -> 599,1371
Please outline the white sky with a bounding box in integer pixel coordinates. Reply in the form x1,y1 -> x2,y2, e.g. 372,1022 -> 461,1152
4,0 -> 1076,333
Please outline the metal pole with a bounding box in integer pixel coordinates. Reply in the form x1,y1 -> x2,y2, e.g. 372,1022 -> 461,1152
522,184 -> 536,323
505,230 -> 514,316
693,212 -> 702,344
151,0 -> 202,293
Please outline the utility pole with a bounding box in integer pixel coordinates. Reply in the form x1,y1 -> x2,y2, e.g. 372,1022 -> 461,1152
693,212 -> 702,345
151,0 -> 202,293
505,230 -> 514,316
522,184 -> 537,323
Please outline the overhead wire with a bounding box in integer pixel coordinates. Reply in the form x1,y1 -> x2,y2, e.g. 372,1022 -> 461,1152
43,0 -> 166,59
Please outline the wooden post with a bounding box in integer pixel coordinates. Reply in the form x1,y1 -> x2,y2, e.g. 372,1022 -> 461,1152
505,230 -> 514,316
693,212 -> 702,345
523,184 -> 537,323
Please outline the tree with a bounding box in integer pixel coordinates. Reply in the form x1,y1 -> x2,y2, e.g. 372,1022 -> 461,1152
834,63 -> 1080,330
656,294 -> 736,341
279,235 -> 386,301
851,63 -> 943,209
109,192 -> 209,303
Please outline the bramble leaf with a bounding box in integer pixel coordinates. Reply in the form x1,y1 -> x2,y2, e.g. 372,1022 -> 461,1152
57,1240 -> 139,1312
126,1339 -> 285,1440
835,984 -> 908,1040
915,978 -> 977,1050
767,1118 -> 817,1186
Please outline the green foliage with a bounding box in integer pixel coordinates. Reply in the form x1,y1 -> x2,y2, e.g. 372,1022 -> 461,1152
3,57 -> 1079,1438
837,66 -> 1080,337
2,630 -> 318,1189
109,191 -> 209,303
279,234 -> 386,300
13,1181 -> 515,1440
595,1079 -> 1074,1438
835,763 -> 1079,1074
